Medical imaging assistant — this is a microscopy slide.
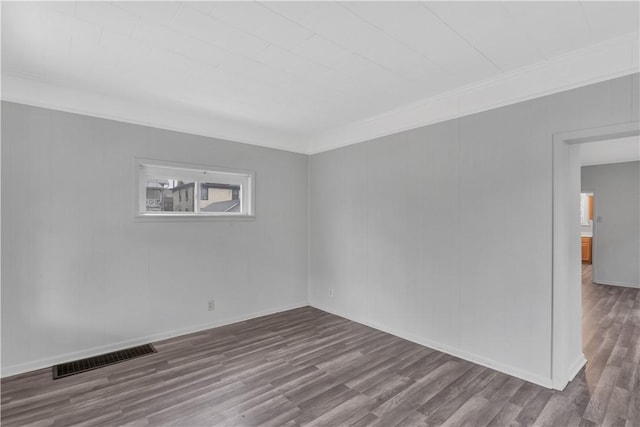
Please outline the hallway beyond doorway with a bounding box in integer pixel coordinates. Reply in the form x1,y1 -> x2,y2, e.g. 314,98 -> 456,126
578,264 -> 640,423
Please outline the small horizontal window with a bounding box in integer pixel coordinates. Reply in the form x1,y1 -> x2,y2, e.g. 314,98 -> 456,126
137,159 -> 254,218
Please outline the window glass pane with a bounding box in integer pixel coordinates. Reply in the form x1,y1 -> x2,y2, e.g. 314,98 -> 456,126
145,178 -> 194,212
138,160 -> 253,217
199,182 -> 241,213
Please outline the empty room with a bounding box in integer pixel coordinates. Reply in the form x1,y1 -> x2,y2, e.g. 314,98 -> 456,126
1,1 -> 639,426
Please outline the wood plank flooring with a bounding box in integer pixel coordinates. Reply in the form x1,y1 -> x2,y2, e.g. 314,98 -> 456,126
2,266 -> 639,426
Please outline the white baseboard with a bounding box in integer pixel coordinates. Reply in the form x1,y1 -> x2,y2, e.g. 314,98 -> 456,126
1,301 -> 309,378
310,301 -> 553,389
593,279 -> 640,289
568,354 -> 587,382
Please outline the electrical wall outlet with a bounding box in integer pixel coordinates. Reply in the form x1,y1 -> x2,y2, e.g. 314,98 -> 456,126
208,300 -> 215,311
328,289 -> 334,297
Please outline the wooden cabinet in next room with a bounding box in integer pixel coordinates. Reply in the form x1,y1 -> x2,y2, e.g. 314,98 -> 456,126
581,237 -> 592,264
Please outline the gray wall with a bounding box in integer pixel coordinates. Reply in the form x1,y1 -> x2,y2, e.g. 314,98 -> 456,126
1,101 -> 309,376
582,161 -> 640,287
2,74 -> 639,384
309,74 -> 639,387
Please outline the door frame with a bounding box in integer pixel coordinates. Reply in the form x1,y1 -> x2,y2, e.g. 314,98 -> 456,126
551,120 -> 639,390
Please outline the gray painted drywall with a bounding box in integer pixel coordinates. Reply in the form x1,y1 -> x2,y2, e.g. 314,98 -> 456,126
1,101 -> 309,376
582,161 -> 640,287
309,74 -> 639,387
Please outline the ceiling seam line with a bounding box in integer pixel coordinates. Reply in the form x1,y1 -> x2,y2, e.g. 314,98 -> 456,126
336,2 -> 456,77
420,3 -> 502,71
126,4 -> 356,111
258,2 -> 428,86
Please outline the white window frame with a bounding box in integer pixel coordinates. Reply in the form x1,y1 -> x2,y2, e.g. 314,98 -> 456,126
135,158 -> 255,220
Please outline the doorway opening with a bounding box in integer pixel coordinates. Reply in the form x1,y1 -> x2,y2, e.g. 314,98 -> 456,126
579,192 -> 593,266
551,121 -> 640,390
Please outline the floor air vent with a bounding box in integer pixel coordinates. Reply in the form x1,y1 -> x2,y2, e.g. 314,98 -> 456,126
52,344 -> 157,379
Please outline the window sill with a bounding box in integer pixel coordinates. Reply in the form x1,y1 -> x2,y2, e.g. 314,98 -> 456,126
134,214 -> 256,222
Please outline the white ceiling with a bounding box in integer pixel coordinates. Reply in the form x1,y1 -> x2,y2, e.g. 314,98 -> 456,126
2,1 -> 639,154
580,136 -> 640,166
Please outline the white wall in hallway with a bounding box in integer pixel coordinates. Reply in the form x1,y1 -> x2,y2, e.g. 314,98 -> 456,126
582,161 -> 640,288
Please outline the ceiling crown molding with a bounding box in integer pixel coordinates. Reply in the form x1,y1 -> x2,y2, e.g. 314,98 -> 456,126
307,32 -> 640,155
1,75 -> 308,154
2,32 -> 638,155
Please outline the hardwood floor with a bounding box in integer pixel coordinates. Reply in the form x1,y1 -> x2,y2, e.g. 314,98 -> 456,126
2,267 -> 639,426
